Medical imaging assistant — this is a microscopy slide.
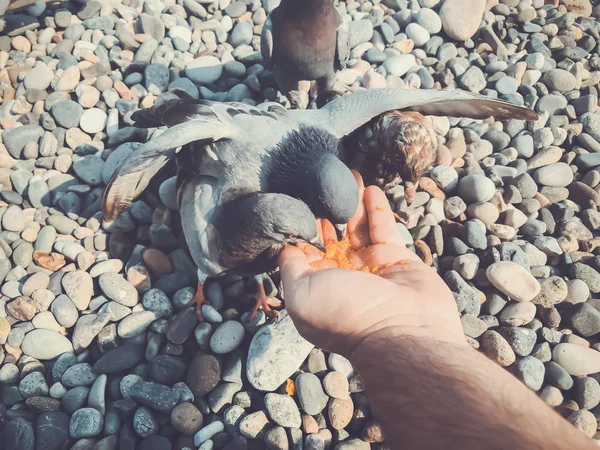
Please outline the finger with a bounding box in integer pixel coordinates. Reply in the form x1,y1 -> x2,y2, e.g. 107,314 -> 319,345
360,244 -> 420,267
349,244 -> 419,271
364,186 -> 405,247
351,170 -> 365,191
321,219 -> 338,247
347,172 -> 370,249
279,246 -> 314,288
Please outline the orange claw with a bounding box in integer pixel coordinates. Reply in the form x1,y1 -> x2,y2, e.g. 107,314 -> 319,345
193,284 -> 205,321
249,279 -> 281,319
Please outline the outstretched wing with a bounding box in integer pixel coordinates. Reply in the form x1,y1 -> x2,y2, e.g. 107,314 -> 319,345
102,93 -> 231,223
334,10 -> 350,71
288,89 -> 540,139
261,13 -> 274,68
102,91 -> 294,223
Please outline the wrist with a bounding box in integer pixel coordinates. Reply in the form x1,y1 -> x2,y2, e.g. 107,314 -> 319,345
346,300 -> 469,359
349,322 -> 471,371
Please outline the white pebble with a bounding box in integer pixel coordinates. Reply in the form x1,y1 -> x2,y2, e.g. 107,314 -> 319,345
194,421 -> 224,446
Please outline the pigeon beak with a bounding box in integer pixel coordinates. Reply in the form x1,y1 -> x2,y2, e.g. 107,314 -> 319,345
308,236 -> 326,253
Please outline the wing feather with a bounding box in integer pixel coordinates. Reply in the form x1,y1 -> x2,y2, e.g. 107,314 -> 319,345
289,89 -> 539,139
102,92 -> 291,223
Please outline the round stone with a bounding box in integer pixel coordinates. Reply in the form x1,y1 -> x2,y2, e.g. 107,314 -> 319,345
133,406 -> 159,438
575,377 -> 600,410
295,373 -> 328,416
264,393 -> 301,429
458,174 -> 496,203
22,329 -> 74,360
415,8 -> 442,34
499,327 -> 537,357
62,270 -> 93,310
328,398 -> 353,430
515,356 -> 545,391
571,303 -> 600,338
565,279 -> 590,305
531,276 -> 568,308
405,23 -> 430,46
79,108 -> 107,134
25,63 -> 54,90
568,410 -> 597,438
142,289 -> 173,318
99,273 -> 139,306
440,0 -> 486,41
51,101 -> 83,129
187,354 -> 220,397
171,402 -> 204,436
533,163 -> 574,187
486,261 -> 541,302
498,302 -> 537,327
553,344 -> 600,376
382,54 -> 417,77
210,321 -> 245,354
542,69 -> 577,93
185,56 -> 223,84
322,371 -> 350,399
194,422 -> 224,447
481,330 -> 515,367
69,408 -> 104,439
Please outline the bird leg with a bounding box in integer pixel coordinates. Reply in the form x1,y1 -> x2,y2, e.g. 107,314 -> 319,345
307,81 -> 319,110
192,283 -> 206,321
249,275 -> 281,320
327,81 -> 363,96
405,181 -> 417,205
288,90 -> 310,110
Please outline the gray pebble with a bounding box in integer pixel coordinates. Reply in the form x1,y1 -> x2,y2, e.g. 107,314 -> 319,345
295,373 -> 328,416
69,408 -> 104,439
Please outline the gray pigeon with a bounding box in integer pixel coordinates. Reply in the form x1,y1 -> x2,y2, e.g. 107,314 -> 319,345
261,0 -> 350,109
102,88 -> 537,319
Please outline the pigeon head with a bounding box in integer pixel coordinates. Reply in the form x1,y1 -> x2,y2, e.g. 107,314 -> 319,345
259,194 -> 324,250
268,126 -> 359,224
387,119 -> 435,183
214,193 -> 325,267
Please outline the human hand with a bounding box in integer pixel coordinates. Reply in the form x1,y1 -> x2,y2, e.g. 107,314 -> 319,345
279,172 -> 467,357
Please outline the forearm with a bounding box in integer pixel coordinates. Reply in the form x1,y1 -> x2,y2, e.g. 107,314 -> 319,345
351,327 -> 596,450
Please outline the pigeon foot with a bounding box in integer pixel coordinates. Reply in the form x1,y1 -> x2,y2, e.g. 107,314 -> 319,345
249,276 -> 281,320
193,283 -> 206,321
288,90 -> 310,110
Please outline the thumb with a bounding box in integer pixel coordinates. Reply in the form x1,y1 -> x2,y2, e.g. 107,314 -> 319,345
279,245 -> 313,289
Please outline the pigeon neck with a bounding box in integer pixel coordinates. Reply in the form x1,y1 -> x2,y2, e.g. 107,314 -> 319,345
267,126 -> 358,223
267,126 -> 340,188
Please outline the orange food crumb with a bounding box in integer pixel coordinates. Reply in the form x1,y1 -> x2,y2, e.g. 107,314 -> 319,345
376,205 -> 384,211
286,379 -> 296,396
319,236 -> 412,273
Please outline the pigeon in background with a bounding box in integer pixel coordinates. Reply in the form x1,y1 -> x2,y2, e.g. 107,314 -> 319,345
349,110 -> 440,203
102,88 -> 538,319
290,88 -> 539,203
261,0 -> 350,109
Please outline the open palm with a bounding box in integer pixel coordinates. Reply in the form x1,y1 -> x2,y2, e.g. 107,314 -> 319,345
279,172 -> 467,356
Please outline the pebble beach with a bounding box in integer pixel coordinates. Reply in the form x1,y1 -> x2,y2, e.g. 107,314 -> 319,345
1,0 -> 600,448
